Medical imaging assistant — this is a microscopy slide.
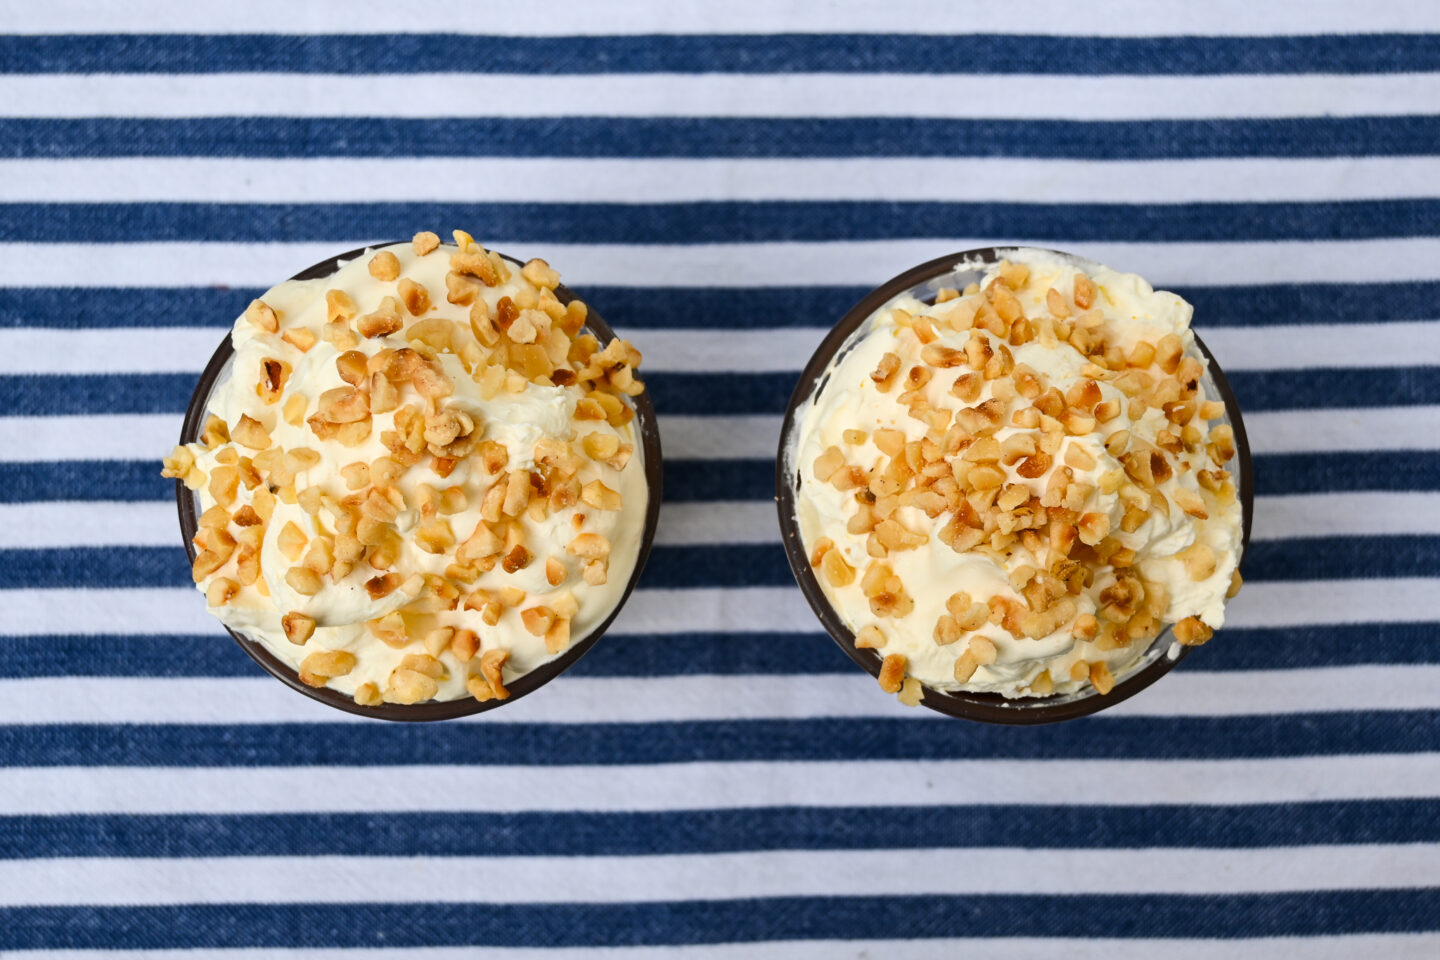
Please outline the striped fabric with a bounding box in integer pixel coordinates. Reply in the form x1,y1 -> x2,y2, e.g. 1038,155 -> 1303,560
2,1 -> 1439,955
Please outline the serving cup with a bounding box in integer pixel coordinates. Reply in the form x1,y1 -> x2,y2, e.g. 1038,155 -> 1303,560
776,248 -> 1253,724
175,244 -> 663,721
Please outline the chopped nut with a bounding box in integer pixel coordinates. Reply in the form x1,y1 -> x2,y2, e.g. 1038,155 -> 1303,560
275,612 -> 318,649
354,683 -> 383,706
821,548 -> 855,587
325,289 -> 357,325
357,298 -> 403,339
386,667 -> 439,705
281,328 -> 316,353
246,299 -> 279,333
581,480 -> 622,510
1173,487 -> 1209,520
413,231 -> 440,256
230,414 -> 271,450
878,653 -> 907,693
258,358 -> 291,404
854,625 -> 884,649
369,250 -> 401,281
479,648 -> 510,700
286,566 -> 322,596
299,649 -> 357,688
521,605 -> 556,636
205,577 -> 240,607
870,352 -> 901,390
1177,542 -> 1217,581
397,278 -> 431,316
1173,615 -> 1213,646
1089,661 -> 1115,695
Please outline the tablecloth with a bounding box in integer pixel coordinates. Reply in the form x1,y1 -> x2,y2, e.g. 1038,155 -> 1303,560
2,1 -> 1438,955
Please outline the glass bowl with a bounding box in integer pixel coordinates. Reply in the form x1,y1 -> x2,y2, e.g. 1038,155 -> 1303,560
775,248 -> 1254,724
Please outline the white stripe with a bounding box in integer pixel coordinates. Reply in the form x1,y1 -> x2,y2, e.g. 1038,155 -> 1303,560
3,406 -> 1435,465
7,240 -> 1440,289
7,844 -> 1439,906
1195,323 -> 1440,371
23,938 -> 1440,960
5,72 -> 1438,120
1244,406 -> 1440,454
9,157 -> 1440,205
3,754 -> 1437,818
6,322 -> 1436,377
653,501 -> 778,546
1252,493 -> 1440,540
3,666 -> 1439,726
6,491 -> 1437,551
1,579 -> 1436,638
8,0 -> 1440,35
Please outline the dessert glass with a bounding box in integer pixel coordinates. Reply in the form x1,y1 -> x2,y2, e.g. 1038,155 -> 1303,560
776,248 -> 1253,724
174,245 -> 663,721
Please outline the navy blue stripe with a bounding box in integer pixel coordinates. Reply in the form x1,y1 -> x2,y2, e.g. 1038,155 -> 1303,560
6,283 -> 1440,331
6,800 -> 1437,860
8,117 -> 1440,160
1254,452 -> 1440,495
2,537 -> 1434,590
2,622 -> 1437,680
5,368 -> 1436,416
5,891 -> 1439,949
0,461 -> 174,504
3,450 -> 1439,510
4,713 -> 1439,766
8,34 -> 1440,75
11,200 -> 1440,243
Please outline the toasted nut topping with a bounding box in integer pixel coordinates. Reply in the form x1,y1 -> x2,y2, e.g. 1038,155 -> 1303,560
357,299 -> 403,339
386,667 -> 439,705
871,352 -> 901,390
286,567 -> 323,596
230,414 -> 271,450
1173,615 -> 1214,646
522,258 -> 561,289
581,480 -> 622,510
502,544 -> 531,573
412,231 -> 441,255
878,653 -> 907,693
479,648 -> 511,700
855,625 -> 884,649
325,289 -> 357,324
397,278 -> 431,317
1089,661 -> 1115,695
1177,542 -> 1217,581
299,649 -> 357,688
1073,274 -> 1095,309
205,577 -> 240,607
280,612 -> 316,645
244,298 -> 279,333
369,250 -> 401,281
567,533 -> 611,561
451,249 -> 499,286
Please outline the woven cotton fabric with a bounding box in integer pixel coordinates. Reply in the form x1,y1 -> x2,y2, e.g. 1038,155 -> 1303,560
1,1 -> 1438,955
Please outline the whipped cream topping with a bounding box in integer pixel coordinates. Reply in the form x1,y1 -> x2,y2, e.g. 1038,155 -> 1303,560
792,248 -> 1243,700
168,237 -> 648,704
